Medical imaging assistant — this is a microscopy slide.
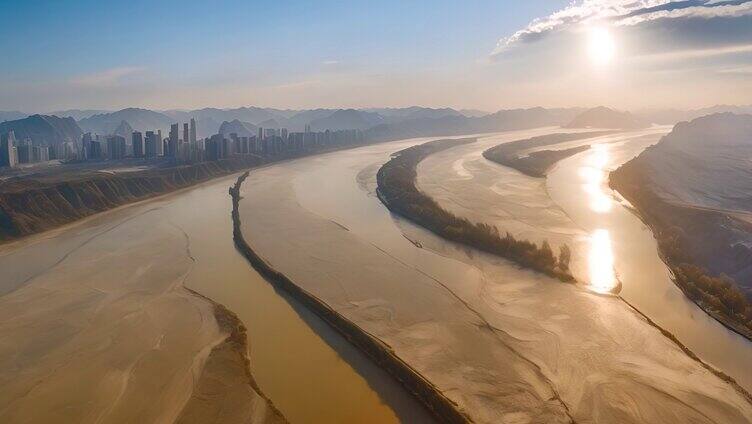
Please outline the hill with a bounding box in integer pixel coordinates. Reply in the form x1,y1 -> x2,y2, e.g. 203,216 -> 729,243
113,120 -> 133,139
0,111 -> 28,123
49,109 -> 109,121
0,115 -> 82,146
78,108 -> 174,135
610,113 -> 752,337
309,109 -> 385,131
218,119 -> 258,138
565,106 -> 648,129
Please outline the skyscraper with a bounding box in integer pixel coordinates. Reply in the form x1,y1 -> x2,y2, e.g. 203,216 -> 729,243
189,118 -> 197,144
157,130 -> 163,156
168,124 -> 179,157
0,131 -> 17,168
106,135 -> 126,160
132,132 -> 144,157
183,123 -> 189,144
145,131 -> 158,158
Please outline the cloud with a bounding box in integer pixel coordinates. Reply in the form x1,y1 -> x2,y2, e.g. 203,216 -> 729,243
70,66 -> 145,88
491,0 -> 752,57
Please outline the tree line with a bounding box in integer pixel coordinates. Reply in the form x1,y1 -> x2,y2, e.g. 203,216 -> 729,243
376,138 -> 574,282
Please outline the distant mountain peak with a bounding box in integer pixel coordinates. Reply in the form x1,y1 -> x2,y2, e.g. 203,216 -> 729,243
565,106 -> 647,129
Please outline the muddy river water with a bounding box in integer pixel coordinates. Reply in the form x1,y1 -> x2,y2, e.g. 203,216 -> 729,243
237,129 -> 752,422
0,174 -> 431,424
1,127 -> 751,423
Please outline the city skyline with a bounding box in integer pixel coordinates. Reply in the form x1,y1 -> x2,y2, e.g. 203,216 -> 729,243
2,1 -> 751,112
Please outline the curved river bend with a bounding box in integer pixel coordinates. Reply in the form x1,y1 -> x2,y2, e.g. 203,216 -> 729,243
1,127 -> 750,423
238,129 -> 752,423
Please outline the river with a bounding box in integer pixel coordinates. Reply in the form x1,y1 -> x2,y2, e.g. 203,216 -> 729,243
1,127 -> 751,423
238,129 -> 752,423
0,174 -> 433,423
417,127 -> 752,391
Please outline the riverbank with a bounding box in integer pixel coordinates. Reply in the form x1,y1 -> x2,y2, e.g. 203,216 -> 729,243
376,138 -> 574,281
229,171 -> 470,424
0,156 -> 263,242
0,188 -> 283,423
609,175 -> 752,342
178,289 -> 287,423
482,131 -> 613,177
0,134 -> 411,244
235,131 -> 752,422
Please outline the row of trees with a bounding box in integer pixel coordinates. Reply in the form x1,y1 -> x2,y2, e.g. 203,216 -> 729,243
611,169 -> 752,335
656,226 -> 752,333
377,138 -> 574,282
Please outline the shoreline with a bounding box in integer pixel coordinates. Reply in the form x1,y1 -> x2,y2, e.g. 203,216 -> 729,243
376,136 -> 752,407
229,171 -> 472,424
376,138 -> 575,282
613,188 -> 752,343
179,287 -> 288,423
0,132 -> 470,248
608,174 -> 752,344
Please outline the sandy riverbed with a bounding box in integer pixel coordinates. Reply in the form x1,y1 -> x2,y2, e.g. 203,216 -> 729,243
238,131 -> 752,423
0,176 -> 283,424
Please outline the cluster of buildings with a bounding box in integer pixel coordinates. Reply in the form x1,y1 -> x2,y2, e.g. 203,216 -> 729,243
1,118 -> 367,169
1,131 -> 79,168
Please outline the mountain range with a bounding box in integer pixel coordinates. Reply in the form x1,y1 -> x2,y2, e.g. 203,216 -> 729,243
78,108 -> 175,137
2,105 -> 752,145
565,106 -> 648,130
218,119 -> 258,138
0,115 -> 83,146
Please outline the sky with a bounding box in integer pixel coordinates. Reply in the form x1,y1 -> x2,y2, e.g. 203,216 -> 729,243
1,0 -> 751,112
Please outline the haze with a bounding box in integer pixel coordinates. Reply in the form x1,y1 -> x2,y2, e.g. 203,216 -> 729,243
2,2 -> 752,424
2,0 -> 751,112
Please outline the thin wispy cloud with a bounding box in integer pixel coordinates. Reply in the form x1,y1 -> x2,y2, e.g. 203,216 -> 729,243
70,66 -> 145,88
492,0 -> 752,57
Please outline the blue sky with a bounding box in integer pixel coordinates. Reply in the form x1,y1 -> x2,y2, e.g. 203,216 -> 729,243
1,1 -> 751,111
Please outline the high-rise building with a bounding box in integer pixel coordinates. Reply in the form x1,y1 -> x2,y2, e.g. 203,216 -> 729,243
32,145 -> 50,162
145,131 -> 159,157
132,132 -> 144,157
157,130 -> 163,156
106,135 -> 126,160
189,118 -> 197,144
16,140 -> 31,164
205,134 -> 225,161
183,123 -> 189,144
168,124 -> 179,157
258,127 -> 263,141
0,131 -> 17,168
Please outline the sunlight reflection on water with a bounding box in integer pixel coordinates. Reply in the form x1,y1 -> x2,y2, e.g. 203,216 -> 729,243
580,144 -> 613,213
580,144 -> 618,292
588,229 -> 617,293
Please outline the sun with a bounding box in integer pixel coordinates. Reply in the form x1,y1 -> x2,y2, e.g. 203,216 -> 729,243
587,27 -> 616,66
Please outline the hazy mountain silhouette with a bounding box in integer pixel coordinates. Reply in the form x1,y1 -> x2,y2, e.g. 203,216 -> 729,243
565,106 -> 648,129
309,109 -> 385,131
283,109 -> 338,130
612,112 -> 752,284
637,104 -> 752,125
0,115 -> 82,146
49,109 -> 110,121
459,109 -> 490,118
113,120 -> 134,139
365,107 -> 463,123
79,108 -> 174,135
218,119 -> 258,137
0,111 -> 28,123
366,107 -> 582,140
